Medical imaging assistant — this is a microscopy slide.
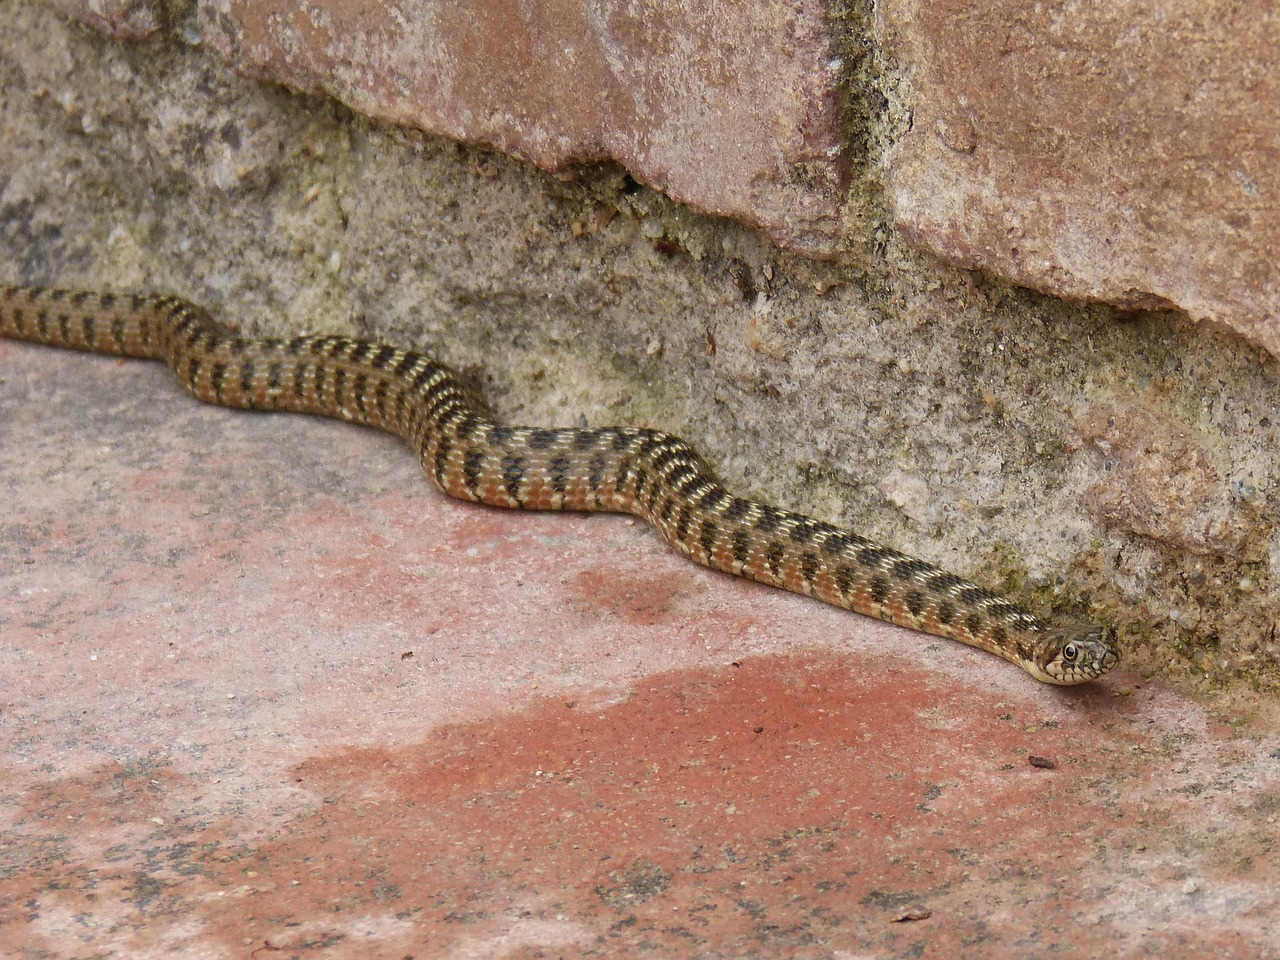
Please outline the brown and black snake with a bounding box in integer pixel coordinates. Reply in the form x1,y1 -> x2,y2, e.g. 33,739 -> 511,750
0,284 -> 1119,683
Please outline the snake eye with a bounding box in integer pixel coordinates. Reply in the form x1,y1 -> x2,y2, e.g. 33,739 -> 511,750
1063,642 -> 1079,662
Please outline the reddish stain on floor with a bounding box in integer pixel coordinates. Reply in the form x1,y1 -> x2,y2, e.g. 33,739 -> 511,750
7,650 -> 1277,959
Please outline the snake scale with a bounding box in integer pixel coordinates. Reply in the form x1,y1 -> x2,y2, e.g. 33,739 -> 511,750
0,284 -> 1118,684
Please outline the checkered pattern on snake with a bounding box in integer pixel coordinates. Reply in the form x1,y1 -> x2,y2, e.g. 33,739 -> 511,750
0,285 -> 1119,683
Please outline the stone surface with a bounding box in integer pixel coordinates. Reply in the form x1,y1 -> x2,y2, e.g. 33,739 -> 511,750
881,0 -> 1280,357
1075,404 -> 1250,558
4,339 -> 1280,958
196,0 -> 851,256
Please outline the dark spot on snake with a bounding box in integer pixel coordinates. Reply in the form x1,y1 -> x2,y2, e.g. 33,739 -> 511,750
70,290 -> 91,307
754,505 -> 783,533
869,575 -> 891,604
210,361 -> 228,401
835,565 -> 855,597
858,546 -> 896,569
351,373 -> 369,416
99,292 -> 116,309
699,518 -> 719,560
937,600 -> 956,626
501,456 -> 525,502
678,475 -> 712,503
697,486 -> 729,511
657,497 -> 676,524
330,366 -> 347,404
432,438 -> 452,488
732,530 -> 752,567
722,497 -> 751,523
462,449 -> 484,489
393,351 -> 418,377
904,590 -> 926,616
644,472 -> 665,512
965,612 -> 985,637
420,378 -> 458,416
574,431 -> 599,451
129,293 -> 148,311
435,404 -> 471,433
820,531 -> 858,556
990,623 -> 1009,646
369,344 -> 398,370
267,361 -> 283,392
528,428 -> 558,449
987,598 -> 1023,620
957,586 -> 992,606
111,316 -> 128,350
632,466 -> 647,502
891,558 -> 934,581
634,431 -> 665,459
81,315 -> 96,345
666,462 -> 697,489
674,505 -> 694,543
58,313 -> 71,344
48,288 -> 66,302
799,551 -> 820,585
611,430 -> 632,451
290,358 -> 308,397
411,364 -> 439,393
490,425 -> 514,447
372,378 -> 389,418
549,456 -> 570,495
789,518 -> 821,545
765,543 -> 785,579
648,445 -> 684,476
239,358 -> 257,396
587,456 -> 607,493
924,572 -> 966,595
453,416 -> 481,441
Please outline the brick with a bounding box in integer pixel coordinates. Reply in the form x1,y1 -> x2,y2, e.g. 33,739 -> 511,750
882,0 -> 1280,356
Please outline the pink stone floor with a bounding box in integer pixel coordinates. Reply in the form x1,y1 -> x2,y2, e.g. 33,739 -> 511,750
3,339 -> 1279,959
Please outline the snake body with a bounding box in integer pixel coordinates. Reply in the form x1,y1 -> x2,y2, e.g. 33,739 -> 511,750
0,284 -> 1118,683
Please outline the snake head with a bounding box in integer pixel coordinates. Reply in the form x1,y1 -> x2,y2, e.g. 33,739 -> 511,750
1027,623 -> 1120,685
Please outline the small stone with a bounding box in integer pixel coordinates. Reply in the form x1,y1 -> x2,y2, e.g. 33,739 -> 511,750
640,218 -> 665,239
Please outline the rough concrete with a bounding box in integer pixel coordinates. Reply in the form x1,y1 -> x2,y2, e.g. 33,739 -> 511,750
5,338 -> 1280,959
881,0 -> 1280,357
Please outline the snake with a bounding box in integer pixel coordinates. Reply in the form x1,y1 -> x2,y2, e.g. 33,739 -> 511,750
0,284 -> 1119,684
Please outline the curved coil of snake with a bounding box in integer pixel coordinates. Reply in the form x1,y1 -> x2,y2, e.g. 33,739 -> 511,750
0,285 -> 1118,684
